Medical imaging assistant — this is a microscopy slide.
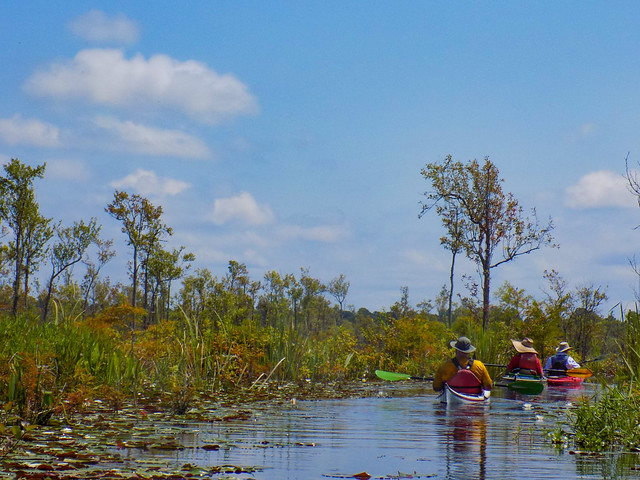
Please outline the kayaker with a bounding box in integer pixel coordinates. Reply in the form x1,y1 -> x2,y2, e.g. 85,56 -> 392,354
506,337 -> 544,377
432,336 -> 492,393
543,341 -> 580,376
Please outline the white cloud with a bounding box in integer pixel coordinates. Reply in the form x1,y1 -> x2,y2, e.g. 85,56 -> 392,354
25,49 -> 258,123
46,159 -> 90,181
110,168 -> 190,196
565,170 -> 636,209
402,248 -> 449,271
579,122 -> 596,137
0,115 -> 60,147
210,192 -> 274,226
94,116 -> 210,158
277,224 -> 347,243
68,10 -> 140,45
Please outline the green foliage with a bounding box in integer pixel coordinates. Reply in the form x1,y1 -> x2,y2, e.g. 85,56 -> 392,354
362,313 -> 452,376
42,218 -> 101,322
105,190 -> 171,309
617,306 -> 640,385
0,158 -> 51,316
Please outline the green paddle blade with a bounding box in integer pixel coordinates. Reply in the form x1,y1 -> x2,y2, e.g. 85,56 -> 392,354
506,380 -> 544,395
375,370 -> 411,381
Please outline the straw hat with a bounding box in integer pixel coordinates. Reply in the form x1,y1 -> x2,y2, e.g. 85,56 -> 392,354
450,336 -> 476,353
511,337 -> 537,354
556,341 -> 572,353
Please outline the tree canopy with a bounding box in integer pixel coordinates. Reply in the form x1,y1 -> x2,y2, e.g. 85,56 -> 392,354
421,155 -> 556,329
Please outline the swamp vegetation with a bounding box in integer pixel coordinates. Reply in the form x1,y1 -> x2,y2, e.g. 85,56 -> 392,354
0,156 -> 640,477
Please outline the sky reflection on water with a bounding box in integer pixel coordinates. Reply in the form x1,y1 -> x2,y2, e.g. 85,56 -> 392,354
148,383 -> 640,479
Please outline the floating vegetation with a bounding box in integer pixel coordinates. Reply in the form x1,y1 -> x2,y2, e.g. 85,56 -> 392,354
551,384 -> 640,452
0,397 -> 261,478
0,380 -> 388,479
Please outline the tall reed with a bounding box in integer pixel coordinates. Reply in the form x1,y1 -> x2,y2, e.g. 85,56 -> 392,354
616,303 -> 640,387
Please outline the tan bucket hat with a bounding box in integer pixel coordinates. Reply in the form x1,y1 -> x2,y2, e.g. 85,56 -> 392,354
556,341 -> 572,353
511,337 -> 538,354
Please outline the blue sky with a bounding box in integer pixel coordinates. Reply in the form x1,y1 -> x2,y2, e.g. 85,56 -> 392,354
1,2 -> 639,314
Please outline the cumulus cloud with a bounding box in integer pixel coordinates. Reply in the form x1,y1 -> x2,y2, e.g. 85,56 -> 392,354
46,159 -> 90,181
565,170 -> 636,209
68,10 -> 140,45
0,115 -> 60,147
24,49 -> 258,123
210,192 -> 274,226
94,116 -> 210,158
110,168 -> 190,196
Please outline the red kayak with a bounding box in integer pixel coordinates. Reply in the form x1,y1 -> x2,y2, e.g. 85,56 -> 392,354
546,375 -> 584,387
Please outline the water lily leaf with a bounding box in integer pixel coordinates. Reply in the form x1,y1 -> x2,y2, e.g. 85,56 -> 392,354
12,424 -> 23,439
201,443 -> 220,450
353,472 -> 371,480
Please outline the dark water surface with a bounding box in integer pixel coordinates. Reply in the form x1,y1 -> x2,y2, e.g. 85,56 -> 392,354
128,382 -> 640,479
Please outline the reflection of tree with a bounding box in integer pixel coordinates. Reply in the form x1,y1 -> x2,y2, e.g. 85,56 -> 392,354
574,450 -> 636,479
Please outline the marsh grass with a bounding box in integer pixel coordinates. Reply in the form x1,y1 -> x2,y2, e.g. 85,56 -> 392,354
0,302 -> 497,428
566,385 -> 640,451
617,304 -> 640,386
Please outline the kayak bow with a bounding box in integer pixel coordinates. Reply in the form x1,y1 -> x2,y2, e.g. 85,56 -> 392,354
442,384 -> 491,405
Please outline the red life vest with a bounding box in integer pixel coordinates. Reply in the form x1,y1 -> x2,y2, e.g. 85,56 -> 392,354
517,353 -> 539,371
446,369 -> 482,394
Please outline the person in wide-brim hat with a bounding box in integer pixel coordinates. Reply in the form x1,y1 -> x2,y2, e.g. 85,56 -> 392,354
544,341 -> 580,375
555,341 -> 572,353
450,336 -> 476,353
511,337 -> 538,354
506,337 -> 543,377
432,336 -> 492,393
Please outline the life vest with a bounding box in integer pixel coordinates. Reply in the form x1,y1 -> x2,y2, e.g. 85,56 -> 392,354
447,358 -> 482,394
517,353 -> 540,372
550,353 -> 569,373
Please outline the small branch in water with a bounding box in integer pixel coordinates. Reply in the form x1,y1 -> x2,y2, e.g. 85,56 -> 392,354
249,373 -> 265,390
259,357 -> 286,390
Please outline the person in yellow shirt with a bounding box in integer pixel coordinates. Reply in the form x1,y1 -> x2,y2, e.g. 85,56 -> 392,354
432,336 -> 492,393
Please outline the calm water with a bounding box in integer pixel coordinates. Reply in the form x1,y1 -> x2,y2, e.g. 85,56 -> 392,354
128,383 -> 640,479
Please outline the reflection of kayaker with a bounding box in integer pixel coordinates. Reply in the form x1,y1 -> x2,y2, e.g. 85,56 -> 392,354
506,337 -> 544,377
543,341 -> 580,376
433,337 -> 492,403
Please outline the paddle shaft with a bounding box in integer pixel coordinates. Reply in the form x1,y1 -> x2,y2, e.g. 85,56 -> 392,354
485,355 -> 605,370
375,370 -> 542,394
582,354 -> 609,364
